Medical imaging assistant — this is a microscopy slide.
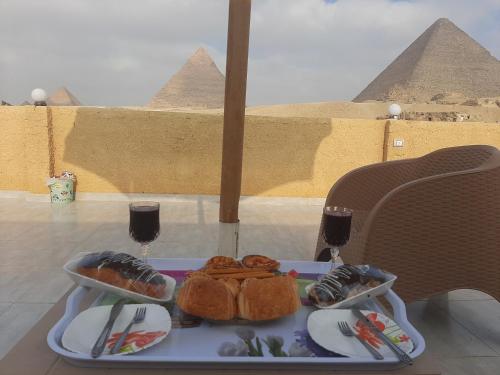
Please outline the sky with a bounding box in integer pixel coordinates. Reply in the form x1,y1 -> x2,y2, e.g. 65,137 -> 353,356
1,0 -> 499,106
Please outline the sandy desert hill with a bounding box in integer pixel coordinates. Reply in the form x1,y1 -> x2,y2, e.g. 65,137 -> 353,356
161,99 -> 500,123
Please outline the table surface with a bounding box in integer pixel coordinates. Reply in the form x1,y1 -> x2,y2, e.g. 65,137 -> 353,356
0,284 -> 442,375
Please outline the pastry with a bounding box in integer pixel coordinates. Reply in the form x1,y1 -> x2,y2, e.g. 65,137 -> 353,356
307,264 -> 383,307
205,256 -> 242,269
76,251 -> 166,298
176,274 -> 237,320
238,275 -> 301,320
177,254 -> 300,321
223,278 -> 241,297
241,255 -> 280,271
211,271 -> 275,280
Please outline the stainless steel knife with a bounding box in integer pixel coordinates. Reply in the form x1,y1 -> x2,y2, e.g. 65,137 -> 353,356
352,309 -> 413,365
91,299 -> 127,358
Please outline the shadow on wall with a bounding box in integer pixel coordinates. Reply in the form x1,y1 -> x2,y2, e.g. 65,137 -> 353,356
61,107 -> 333,196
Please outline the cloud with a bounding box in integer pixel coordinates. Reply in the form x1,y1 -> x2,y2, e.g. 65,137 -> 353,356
0,0 -> 498,105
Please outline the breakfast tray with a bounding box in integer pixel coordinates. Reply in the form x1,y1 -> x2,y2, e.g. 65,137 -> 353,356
47,258 -> 425,370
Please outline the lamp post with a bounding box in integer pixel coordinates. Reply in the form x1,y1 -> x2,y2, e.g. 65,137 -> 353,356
388,103 -> 402,119
31,88 -> 48,106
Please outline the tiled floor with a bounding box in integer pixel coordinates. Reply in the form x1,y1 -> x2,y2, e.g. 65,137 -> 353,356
0,195 -> 499,374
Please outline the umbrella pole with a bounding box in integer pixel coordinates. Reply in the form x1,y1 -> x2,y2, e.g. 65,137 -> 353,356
218,0 -> 252,258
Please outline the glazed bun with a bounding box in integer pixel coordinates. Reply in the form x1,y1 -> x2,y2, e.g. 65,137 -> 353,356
238,275 -> 301,321
176,275 -> 237,320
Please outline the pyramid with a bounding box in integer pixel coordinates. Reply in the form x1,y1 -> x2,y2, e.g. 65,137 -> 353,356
354,18 -> 500,103
148,48 -> 225,109
47,87 -> 82,106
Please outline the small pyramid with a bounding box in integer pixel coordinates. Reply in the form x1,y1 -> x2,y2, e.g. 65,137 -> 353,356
47,87 -> 82,106
148,48 -> 225,109
354,18 -> 500,103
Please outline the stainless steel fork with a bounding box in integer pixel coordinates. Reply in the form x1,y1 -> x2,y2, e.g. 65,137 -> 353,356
338,321 -> 384,360
110,306 -> 147,354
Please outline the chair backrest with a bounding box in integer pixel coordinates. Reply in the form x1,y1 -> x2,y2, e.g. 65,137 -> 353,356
415,145 -> 497,179
347,147 -> 500,302
317,145 -> 499,264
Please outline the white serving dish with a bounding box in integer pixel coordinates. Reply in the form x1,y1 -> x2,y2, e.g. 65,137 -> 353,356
305,267 -> 397,309
63,252 -> 176,304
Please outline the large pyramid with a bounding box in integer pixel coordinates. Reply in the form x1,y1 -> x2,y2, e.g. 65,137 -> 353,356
48,87 -> 82,106
354,18 -> 500,103
148,48 -> 225,109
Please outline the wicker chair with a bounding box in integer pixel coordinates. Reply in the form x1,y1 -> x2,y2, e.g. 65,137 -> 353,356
315,145 -> 500,303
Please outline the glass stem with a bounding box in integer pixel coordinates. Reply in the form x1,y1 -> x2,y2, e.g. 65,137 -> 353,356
330,246 -> 340,271
140,243 -> 150,264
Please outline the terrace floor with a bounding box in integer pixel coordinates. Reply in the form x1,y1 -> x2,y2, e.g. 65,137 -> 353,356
0,195 -> 499,374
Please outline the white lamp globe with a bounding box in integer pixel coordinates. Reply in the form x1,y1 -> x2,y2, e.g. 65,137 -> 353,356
31,88 -> 48,103
388,103 -> 402,117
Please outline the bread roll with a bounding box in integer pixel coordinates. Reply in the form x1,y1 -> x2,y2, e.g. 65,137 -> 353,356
238,276 -> 301,321
176,275 -> 236,320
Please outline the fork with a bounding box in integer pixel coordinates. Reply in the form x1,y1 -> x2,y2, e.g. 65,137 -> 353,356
338,321 -> 384,360
110,306 -> 147,354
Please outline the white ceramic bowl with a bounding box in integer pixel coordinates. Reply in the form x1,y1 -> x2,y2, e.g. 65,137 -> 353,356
63,252 -> 176,304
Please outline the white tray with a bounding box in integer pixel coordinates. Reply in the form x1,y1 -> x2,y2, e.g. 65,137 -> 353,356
63,252 -> 176,304
48,258 -> 425,370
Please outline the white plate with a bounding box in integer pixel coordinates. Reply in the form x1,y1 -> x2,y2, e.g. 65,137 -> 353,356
62,303 -> 171,355
63,252 -> 176,304
307,309 -> 414,359
304,271 -> 396,309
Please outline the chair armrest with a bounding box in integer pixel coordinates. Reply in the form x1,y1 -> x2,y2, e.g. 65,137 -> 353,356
326,158 -> 418,211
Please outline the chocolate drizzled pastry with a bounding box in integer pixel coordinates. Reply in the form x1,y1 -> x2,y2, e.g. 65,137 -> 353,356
308,264 -> 382,307
76,251 -> 166,298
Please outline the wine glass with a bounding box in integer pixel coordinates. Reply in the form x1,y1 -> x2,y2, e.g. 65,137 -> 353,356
129,201 -> 160,264
322,206 -> 352,270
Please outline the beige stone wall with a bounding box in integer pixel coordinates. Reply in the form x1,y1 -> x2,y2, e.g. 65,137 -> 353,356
51,108 -> 225,195
1,106 -> 499,197
385,119 -> 500,160
0,107 -> 50,193
241,117 -> 386,196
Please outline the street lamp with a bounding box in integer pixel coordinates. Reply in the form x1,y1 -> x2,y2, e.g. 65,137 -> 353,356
388,103 -> 402,119
31,88 -> 48,106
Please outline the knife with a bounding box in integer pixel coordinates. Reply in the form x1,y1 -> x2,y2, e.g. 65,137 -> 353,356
352,309 -> 413,365
91,299 -> 127,358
